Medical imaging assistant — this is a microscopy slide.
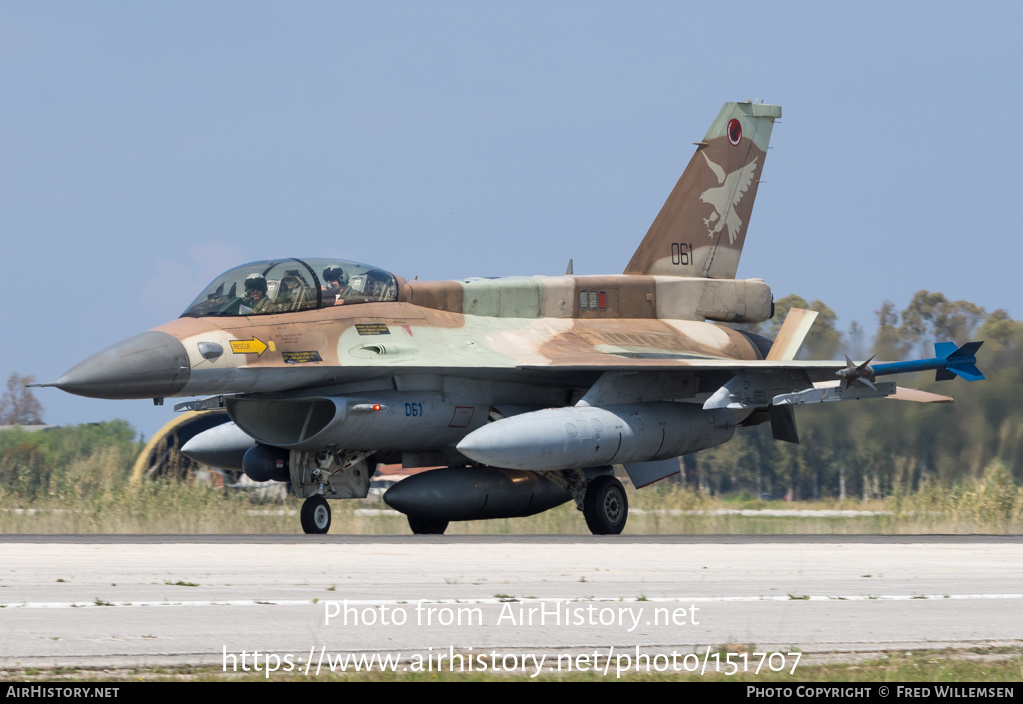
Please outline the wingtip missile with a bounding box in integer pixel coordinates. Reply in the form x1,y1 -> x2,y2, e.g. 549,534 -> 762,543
837,341 -> 984,385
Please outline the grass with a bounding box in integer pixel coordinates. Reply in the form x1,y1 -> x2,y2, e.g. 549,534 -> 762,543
3,483 -> 1021,534
0,446 -> 1020,535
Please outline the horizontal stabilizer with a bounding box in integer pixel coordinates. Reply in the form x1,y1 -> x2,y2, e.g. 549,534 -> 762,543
887,387 -> 954,403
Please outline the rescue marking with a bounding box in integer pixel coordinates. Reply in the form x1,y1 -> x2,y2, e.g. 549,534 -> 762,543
230,338 -> 269,356
356,324 -> 390,335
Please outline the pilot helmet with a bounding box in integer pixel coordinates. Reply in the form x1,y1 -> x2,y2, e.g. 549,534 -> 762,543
323,266 -> 347,287
244,273 -> 268,294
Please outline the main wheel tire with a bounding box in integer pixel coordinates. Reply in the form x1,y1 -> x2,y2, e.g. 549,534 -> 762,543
301,495 -> 332,534
407,515 -> 449,535
583,475 -> 628,535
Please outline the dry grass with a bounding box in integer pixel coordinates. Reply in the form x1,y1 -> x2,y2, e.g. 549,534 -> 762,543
1,445 -> 1020,535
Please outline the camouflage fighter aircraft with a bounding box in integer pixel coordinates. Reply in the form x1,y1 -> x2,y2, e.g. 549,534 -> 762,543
43,101 -> 984,535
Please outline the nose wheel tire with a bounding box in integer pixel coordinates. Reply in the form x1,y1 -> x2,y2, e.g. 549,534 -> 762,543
583,475 -> 628,535
301,496 -> 332,534
407,515 -> 449,535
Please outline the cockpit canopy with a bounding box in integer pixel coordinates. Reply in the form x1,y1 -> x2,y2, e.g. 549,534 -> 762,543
180,258 -> 399,318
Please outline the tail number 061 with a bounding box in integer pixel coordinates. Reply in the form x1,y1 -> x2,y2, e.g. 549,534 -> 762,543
671,243 -> 693,266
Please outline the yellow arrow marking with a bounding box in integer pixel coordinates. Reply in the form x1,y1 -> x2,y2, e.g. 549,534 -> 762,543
230,338 -> 269,356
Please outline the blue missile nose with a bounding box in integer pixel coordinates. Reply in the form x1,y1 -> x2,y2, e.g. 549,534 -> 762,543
55,331 -> 190,399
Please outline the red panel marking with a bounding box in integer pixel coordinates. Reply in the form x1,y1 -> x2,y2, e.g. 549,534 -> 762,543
449,406 -> 475,428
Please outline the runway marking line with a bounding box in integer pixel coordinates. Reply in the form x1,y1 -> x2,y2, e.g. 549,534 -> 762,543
3,593 -> 1021,610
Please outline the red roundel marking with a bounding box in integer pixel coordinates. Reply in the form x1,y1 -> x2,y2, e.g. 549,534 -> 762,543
727,118 -> 742,145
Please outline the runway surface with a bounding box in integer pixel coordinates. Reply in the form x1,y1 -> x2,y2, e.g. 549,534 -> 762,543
1,536 -> 1021,674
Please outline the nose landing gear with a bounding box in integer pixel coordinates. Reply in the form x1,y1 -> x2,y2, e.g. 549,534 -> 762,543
301,495 -> 332,534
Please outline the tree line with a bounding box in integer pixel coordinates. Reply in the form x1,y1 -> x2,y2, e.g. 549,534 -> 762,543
694,291 -> 1023,499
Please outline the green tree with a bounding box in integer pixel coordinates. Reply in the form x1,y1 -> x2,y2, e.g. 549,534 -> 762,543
0,373 -> 44,426
767,294 -> 809,338
766,295 -> 842,359
899,291 -> 985,355
873,300 -> 905,359
0,420 -> 138,497
978,309 -> 1023,370
804,300 -> 842,359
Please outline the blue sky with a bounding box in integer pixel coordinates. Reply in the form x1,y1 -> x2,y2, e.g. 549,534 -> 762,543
2,1 -> 1020,438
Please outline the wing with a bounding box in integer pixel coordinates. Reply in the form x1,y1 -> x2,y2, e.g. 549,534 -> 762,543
520,305 -> 970,413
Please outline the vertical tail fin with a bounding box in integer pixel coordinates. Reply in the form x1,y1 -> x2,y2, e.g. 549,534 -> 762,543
624,101 -> 781,279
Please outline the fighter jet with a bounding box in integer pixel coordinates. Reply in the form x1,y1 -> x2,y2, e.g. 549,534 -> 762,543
43,101 -> 984,535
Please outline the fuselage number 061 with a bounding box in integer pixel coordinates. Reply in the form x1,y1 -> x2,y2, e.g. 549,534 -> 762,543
405,402 -> 424,417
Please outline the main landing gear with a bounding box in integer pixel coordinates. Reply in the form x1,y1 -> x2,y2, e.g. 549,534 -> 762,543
583,475 -> 628,535
301,495 -> 332,534
298,470 -> 629,536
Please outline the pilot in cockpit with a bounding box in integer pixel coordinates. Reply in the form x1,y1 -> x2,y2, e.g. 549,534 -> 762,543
363,269 -> 394,301
322,265 -> 348,306
278,269 -> 315,311
241,274 -> 281,314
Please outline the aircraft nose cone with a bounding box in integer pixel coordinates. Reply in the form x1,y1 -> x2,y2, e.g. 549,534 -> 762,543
55,331 -> 190,399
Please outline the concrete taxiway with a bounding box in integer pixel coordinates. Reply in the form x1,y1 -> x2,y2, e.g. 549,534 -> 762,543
1,536 -> 1020,674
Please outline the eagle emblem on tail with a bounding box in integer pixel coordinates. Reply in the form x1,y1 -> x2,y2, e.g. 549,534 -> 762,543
699,152 -> 758,245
